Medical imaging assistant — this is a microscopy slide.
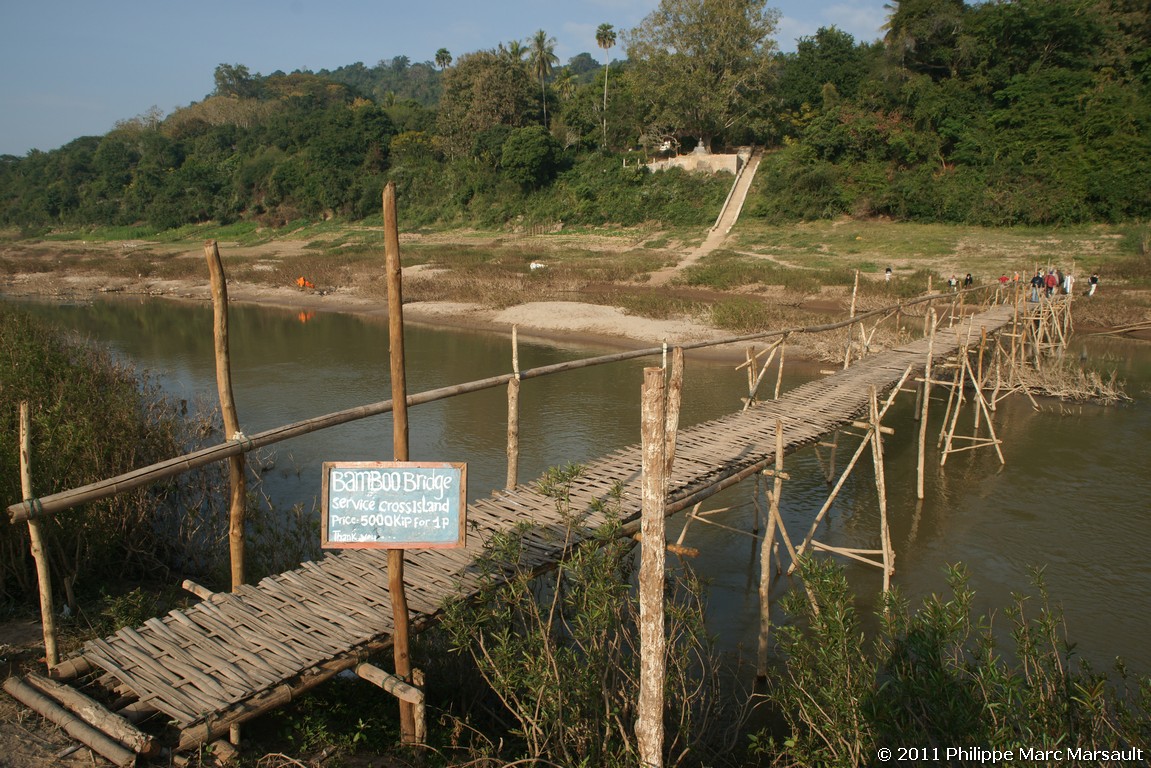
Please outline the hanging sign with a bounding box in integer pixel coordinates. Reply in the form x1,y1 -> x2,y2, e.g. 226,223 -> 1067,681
321,461 -> 467,549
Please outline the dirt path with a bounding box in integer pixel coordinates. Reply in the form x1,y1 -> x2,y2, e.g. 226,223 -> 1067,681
648,147 -> 764,286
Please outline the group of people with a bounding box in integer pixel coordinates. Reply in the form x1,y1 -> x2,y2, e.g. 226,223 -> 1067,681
941,268 -> 1101,300
1027,268 -> 1099,301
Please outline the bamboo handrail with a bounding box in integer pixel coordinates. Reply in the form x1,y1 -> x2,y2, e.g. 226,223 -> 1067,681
7,286 -> 996,525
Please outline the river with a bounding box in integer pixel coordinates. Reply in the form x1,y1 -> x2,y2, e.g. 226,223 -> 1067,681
9,296 -> 1151,678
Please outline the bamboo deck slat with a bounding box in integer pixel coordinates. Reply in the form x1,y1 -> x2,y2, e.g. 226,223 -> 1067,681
66,304 -> 1015,738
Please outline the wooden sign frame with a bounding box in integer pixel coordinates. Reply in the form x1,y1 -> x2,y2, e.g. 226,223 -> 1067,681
321,461 -> 467,549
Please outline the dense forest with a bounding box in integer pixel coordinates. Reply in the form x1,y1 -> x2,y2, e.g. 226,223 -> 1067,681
1,0 -> 1148,231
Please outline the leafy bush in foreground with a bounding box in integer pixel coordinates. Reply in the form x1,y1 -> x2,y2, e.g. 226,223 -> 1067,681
0,305 -> 219,609
760,559 -> 1151,767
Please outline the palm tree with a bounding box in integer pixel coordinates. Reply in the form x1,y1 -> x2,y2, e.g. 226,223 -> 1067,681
554,70 -> 577,102
501,39 -> 528,65
595,23 -> 617,147
529,29 -> 558,126
435,48 -> 452,70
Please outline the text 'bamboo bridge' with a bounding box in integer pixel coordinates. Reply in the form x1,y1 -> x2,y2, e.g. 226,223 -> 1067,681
6,294 -> 1047,765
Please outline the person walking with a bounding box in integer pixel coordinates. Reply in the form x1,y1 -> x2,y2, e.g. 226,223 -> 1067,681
1030,271 -> 1043,302
1088,272 -> 1099,297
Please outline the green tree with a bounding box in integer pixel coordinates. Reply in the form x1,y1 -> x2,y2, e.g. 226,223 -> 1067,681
436,51 -> 536,158
882,0 -> 967,79
596,23 -> 618,147
501,125 -> 561,188
529,29 -> 559,126
435,47 -> 452,70
625,0 -> 781,151
213,63 -> 260,98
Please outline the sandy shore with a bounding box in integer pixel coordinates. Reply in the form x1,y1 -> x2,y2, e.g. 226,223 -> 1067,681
2,267 -> 762,361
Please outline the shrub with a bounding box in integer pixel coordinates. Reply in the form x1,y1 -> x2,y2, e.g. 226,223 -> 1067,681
762,559 -> 1151,767
440,465 -> 743,767
0,305 -> 221,609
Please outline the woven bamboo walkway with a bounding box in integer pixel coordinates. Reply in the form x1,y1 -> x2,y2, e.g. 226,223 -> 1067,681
34,303 -> 1019,755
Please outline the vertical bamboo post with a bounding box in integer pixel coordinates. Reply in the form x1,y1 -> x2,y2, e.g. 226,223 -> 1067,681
842,269 -> 859,369
506,326 -> 520,490
757,419 -> 786,678
383,181 -> 417,744
745,346 -> 756,405
637,367 -> 667,768
974,328 -> 988,432
664,347 -> 683,478
204,240 -> 246,592
773,337 -> 786,400
917,310 -> 936,499
914,309 -> 931,417
756,474 -> 777,679
869,387 -> 893,593
19,402 -> 59,670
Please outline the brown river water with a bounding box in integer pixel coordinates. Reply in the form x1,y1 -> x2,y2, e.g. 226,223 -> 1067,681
12,296 -> 1151,678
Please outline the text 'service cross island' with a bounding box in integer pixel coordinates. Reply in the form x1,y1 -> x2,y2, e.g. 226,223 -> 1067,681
322,462 -> 466,549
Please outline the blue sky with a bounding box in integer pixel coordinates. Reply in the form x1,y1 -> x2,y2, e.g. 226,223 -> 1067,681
0,0 -> 890,157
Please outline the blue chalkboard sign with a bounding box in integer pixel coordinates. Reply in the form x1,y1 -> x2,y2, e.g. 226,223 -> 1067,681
321,461 -> 467,549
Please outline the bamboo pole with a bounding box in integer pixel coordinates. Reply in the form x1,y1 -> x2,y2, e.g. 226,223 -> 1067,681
383,181 -> 417,745
19,402 -> 58,669
756,467 -> 778,679
917,310 -> 936,499
637,367 -> 667,768
506,326 -> 521,490
869,387 -> 893,592
23,673 -> 156,756
2,677 -> 135,767
664,347 -> 683,477
204,241 -> 247,592
792,366 -> 913,568
773,335 -> 786,400
842,269 -> 859,369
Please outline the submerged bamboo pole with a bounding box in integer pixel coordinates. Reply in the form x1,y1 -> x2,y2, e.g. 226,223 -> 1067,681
19,402 -> 58,669
204,241 -> 247,592
383,181 -> 417,744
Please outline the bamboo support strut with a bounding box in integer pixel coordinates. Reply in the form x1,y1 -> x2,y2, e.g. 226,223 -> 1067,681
791,365 -> 913,570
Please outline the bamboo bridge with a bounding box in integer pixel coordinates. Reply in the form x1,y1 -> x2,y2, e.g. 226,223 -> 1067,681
4,292 -> 1062,765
